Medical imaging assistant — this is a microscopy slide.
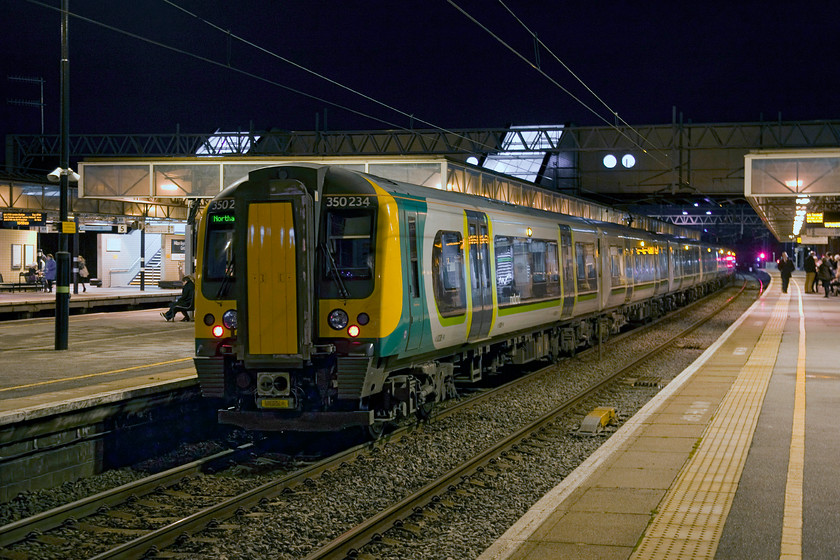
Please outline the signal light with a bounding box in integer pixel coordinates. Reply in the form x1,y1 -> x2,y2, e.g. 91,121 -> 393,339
212,325 -> 225,338
347,325 -> 360,338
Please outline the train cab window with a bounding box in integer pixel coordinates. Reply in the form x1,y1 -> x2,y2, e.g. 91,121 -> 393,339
575,242 -> 598,293
320,209 -> 375,299
202,206 -> 236,298
432,231 -> 466,317
205,220 -> 235,281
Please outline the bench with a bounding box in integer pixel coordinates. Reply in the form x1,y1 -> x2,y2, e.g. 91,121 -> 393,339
0,273 -> 44,292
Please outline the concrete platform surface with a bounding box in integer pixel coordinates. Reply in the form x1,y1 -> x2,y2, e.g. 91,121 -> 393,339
480,270 -> 840,560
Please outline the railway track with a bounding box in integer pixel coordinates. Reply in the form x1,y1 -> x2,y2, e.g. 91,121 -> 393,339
302,279 -> 749,560
0,279 -> 751,559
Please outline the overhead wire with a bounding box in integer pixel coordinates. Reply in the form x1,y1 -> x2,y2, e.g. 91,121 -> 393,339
445,0 -> 668,166
22,0 -> 408,131
498,1 -> 637,132
158,0 -> 544,177
21,0 -> 571,178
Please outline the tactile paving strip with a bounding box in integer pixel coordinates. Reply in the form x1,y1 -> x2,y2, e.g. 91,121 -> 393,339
631,291 -> 792,560
780,286 -> 806,560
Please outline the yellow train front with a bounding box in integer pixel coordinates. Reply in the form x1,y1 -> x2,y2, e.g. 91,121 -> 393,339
193,165 -> 417,433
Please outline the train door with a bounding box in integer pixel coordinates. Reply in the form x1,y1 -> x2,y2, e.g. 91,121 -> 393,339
625,242 -> 634,302
559,225 -> 575,318
403,207 -> 424,351
244,196 -> 313,357
467,211 -> 492,341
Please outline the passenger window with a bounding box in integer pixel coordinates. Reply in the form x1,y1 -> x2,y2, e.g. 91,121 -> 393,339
495,236 -> 560,305
610,245 -> 622,283
432,231 -> 465,317
575,242 -> 598,293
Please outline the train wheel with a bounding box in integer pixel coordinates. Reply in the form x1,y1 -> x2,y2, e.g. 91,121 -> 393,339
417,402 -> 435,421
367,421 -> 386,440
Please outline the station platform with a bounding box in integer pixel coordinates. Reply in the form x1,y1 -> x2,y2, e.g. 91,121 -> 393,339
0,294 -> 196,421
0,285 -> 181,320
480,269 -> 840,560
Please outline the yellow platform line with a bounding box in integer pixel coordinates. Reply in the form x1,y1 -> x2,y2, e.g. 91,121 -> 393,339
780,282 -> 806,560
0,357 -> 192,393
631,288 -> 793,559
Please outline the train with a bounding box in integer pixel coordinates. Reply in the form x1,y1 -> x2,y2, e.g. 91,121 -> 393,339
192,164 -> 734,435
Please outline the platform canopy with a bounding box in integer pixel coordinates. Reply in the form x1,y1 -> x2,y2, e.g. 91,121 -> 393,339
745,149 -> 840,243
78,156 -> 696,238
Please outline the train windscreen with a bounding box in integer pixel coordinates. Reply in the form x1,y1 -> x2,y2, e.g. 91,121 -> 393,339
202,204 -> 235,297
320,208 -> 375,299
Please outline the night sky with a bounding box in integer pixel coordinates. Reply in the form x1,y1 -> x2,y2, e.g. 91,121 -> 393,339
3,0 -> 840,152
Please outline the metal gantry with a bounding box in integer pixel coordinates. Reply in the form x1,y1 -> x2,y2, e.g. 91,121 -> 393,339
5,120 -> 840,235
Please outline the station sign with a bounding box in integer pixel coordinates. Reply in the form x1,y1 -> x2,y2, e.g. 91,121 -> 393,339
806,211 -> 840,228
1,211 -> 46,227
800,235 -> 829,244
170,238 -> 185,261
822,211 -> 840,228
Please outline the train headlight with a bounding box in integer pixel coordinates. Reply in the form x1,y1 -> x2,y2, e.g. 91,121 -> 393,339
347,325 -> 360,338
203,313 -> 215,326
222,309 -> 238,329
212,325 -> 225,338
328,309 -> 349,330
357,312 -> 370,326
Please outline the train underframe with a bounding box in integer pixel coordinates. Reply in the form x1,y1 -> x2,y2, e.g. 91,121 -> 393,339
203,277 -> 729,433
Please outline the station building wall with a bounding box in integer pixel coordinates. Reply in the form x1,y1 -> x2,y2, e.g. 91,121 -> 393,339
0,230 -> 38,284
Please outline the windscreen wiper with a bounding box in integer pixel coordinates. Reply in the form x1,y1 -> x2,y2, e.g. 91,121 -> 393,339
320,242 -> 350,300
215,250 -> 235,300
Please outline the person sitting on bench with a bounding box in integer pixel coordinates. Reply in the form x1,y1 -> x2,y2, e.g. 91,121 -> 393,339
161,274 -> 195,322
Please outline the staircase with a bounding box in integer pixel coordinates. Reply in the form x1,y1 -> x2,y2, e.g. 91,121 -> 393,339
129,250 -> 162,286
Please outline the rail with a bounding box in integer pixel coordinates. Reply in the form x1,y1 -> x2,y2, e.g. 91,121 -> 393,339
0,279 -> 748,558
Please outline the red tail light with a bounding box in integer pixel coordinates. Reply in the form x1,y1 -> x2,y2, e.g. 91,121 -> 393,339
212,325 -> 225,338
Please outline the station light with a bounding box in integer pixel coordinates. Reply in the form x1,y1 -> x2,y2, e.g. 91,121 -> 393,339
602,154 -> 617,168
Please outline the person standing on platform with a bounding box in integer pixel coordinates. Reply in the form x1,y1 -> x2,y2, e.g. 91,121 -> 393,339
78,255 -> 89,292
777,252 -> 795,293
44,253 -> 57,293
804,250 -> 816,293
817,256 -> 832,298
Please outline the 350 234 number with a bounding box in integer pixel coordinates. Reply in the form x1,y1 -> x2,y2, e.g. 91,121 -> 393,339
325,196 -> 372,208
